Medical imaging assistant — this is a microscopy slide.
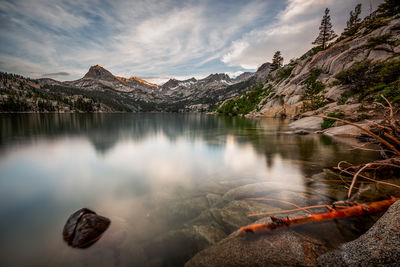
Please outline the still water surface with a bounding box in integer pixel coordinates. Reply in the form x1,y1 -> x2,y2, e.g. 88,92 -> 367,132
0,114 -> 383,266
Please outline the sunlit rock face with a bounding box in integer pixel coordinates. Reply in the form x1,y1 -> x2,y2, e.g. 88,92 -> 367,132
83,65 -> 116,82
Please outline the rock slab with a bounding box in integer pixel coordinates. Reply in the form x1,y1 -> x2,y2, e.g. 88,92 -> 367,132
317,201 -> 400,266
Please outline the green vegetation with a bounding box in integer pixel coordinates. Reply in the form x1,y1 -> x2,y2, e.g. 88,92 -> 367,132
340,3 -> 362,39
375,81 -> 400,103
338,91 -> 352,105
377,0 -> 400,18
356,113 -> 370,121
364,17 -> 388,33
365,34 -> 394,48
0,72 -> 136,112
43,84 -> 134,112
217,84 -> 273,115
276,65 -> 295,82
334,59 -> 400,103
334,60 -> 379,93
301,69 -> 326,111
0,96 -> 30,112
321,112 -> 344,129
271,51 -> 284,71
300,46 -> 324,60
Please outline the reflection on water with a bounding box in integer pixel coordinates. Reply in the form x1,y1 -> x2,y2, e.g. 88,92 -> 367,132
0,114 -> 382,267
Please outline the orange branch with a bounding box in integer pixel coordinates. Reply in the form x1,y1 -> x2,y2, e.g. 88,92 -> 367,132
239,197 -> 399,235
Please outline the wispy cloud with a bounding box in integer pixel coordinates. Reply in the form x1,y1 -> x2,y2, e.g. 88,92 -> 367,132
221,0 -> 385,69
0,0 -> 274,81
0,0 -> 385,83
41,72 -> 70,77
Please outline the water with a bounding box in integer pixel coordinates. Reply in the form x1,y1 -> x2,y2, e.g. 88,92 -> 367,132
0,113 -> 385,266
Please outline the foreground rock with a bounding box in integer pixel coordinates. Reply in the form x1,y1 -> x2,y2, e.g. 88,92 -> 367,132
317,201 -> 400,266
186,201 -> 400,266
63,208 -> 111,248
185,218 -> 331,267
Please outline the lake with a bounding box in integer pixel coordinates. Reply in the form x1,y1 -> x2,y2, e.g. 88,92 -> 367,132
0,113 -> 385,266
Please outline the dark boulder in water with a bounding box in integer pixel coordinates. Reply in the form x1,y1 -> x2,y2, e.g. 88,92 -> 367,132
63,208 -> 110,248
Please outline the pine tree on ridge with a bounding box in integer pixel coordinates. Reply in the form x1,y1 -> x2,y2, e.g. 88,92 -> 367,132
271,51 -> 283,71
312,8 -> 337,49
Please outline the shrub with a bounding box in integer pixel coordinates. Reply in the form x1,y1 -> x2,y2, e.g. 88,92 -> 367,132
338,91 -> 353,105
341,25 -> 360,37
375,81 -> 400,103
321,112 -> 344,129
377,0 -> 400,17
365,34 -> 393,48
356,113 -> 370,121
300,46 -> 324,60
301,69 -> 326,111
379,60 -> 400,84
217,84 -> 273,115
364,18 -> 388,32
334,59 -> 381,93
276,65 -> 295,82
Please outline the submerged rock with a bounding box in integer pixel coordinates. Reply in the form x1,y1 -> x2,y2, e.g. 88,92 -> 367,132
317,201 -> 400,266
185,223 -> 330,267
63,208 -> 111,248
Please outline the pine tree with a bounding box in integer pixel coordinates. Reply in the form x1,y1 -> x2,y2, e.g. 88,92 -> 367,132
312,8 -> 337,49
271,51 -> 283,71
345,4 -> 362,31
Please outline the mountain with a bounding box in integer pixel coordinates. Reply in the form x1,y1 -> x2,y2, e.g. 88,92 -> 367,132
83,65 -> 115,81
0,64 -> 259,112
157,72 -> 263,112
234,72 -> 255,83
215,3 -> 400,123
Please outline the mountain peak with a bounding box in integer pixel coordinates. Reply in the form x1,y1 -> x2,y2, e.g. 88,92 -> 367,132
83,65 -> 115,81
201,73 -> 231,83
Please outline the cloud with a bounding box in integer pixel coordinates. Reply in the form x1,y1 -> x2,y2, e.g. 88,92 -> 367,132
0,0 -> 386,81
0,0 -> 272,80
221,0 -> 385,68
41,72 -> 70,77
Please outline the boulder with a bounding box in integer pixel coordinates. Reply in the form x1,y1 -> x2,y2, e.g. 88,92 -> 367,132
63,208 -> 96,243
63,208 -> 111,248
317,201 -> 400,266
323,121 -> 374,137
289,117 -> 323,131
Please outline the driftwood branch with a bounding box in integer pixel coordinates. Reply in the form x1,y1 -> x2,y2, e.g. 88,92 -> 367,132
238,197 -> 399,235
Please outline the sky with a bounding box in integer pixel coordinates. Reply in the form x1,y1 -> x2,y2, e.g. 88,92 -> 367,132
0,0 -> 384,84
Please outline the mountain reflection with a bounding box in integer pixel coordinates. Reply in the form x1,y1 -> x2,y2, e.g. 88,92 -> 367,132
0,113 -> 255,154
0,113 -> 378,171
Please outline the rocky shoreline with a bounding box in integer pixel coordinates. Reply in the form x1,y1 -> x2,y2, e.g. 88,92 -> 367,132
288,116 -> 377,137
185,201 -> 400,266
183,116 -> 400,266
